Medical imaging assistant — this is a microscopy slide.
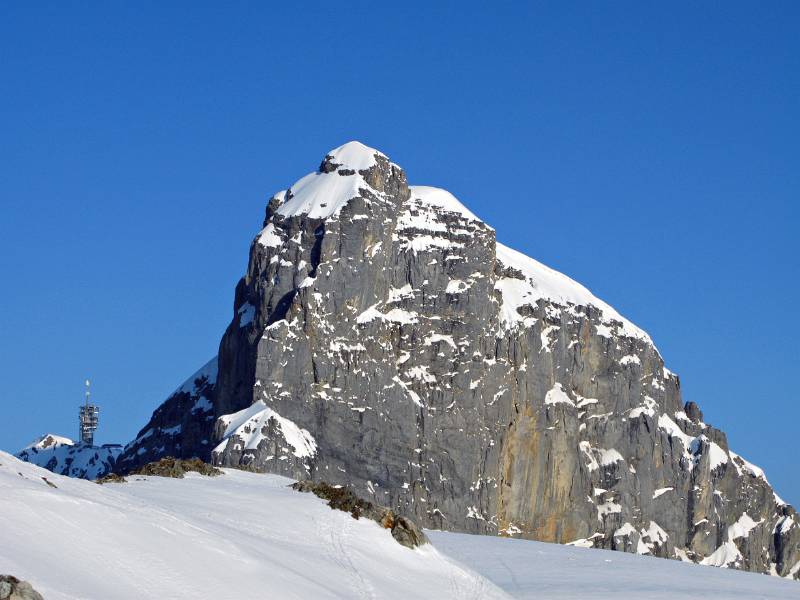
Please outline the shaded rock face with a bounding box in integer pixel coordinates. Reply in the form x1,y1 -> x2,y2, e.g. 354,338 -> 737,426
115,357 -> 218,472
117,141 -> 799,579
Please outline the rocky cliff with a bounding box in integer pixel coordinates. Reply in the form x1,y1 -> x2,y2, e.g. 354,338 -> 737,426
115,141 -> 799,579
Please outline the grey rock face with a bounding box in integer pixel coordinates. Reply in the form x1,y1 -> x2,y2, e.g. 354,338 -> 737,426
117,141 -> 799,580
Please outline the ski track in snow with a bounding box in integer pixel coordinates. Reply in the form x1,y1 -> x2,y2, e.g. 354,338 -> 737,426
323,512 -> 377,600
447,561 -> 488,600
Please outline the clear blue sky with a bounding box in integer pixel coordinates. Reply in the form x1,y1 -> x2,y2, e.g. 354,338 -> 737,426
1,2 -> 797,504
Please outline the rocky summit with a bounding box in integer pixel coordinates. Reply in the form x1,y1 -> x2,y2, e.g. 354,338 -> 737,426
107,141 -> 796,578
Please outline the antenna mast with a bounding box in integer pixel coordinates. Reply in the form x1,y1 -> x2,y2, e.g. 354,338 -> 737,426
78,379 -> 99,445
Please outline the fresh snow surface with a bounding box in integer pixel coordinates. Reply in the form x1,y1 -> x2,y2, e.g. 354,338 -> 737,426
0,452 -> 506,600
327,140 -> 387,171
276,169 -> 366,220
408,185 -> 480,222
258,221 -> 284,247
1,453 -> 795,599
428,530 -> 798,599
276,141 -> 385,220
494,242 -> 652,344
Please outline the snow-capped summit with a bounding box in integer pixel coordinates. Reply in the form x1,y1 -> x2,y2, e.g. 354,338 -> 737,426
17,433 -> 120,479
262,143 -> 646,346
272,141 -> 393,220
323,140 -> 387,172
20,433 -> 74,452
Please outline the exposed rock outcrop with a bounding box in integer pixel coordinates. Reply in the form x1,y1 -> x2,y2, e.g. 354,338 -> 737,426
128,457 -> 222,478
0,576 -> 44,600
292,480 -> 427,548
110,141 -> 799,579
95,472 -> 126,484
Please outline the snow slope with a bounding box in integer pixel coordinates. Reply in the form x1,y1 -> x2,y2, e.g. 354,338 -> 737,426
408,185 -> 481,222
429,531 -> 798,600
494,241 -> 652,343
0,451 -> 505,600
1,451 -> 795,600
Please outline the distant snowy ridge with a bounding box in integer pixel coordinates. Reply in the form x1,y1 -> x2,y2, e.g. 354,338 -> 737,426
16,434 -> 121,479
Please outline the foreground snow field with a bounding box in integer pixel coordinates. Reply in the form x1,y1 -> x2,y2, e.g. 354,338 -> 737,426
428,531 -> 799,600
0,451 -> 503,600
1,452 -> 796,600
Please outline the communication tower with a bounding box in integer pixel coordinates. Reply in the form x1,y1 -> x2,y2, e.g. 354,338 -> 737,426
79,379 -> 99,446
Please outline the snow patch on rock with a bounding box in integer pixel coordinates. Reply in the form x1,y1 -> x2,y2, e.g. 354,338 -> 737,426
494,242 -> 652,344
213,400 -> 317,459
544,382 -> 574,407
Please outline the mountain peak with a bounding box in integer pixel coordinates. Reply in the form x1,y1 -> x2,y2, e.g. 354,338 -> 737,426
320,141 -> 387,173
22,433 -> 75,451
275,141 -> 400,221
87,141 -> 800,580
